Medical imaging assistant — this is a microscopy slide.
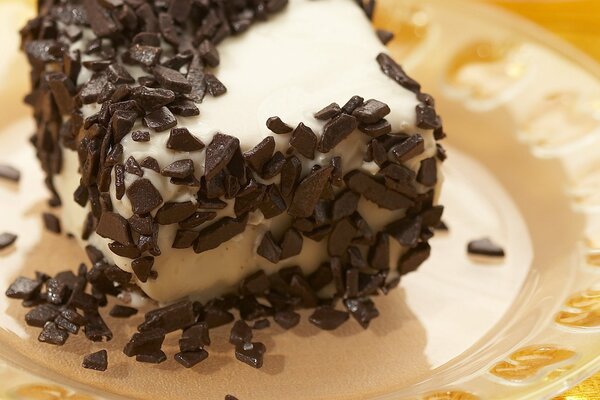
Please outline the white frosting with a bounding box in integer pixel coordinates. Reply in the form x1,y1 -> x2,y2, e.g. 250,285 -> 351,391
54,0 -> 441,303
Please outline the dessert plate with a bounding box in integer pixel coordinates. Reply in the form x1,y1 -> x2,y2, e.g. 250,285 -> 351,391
0,0 -> 599,399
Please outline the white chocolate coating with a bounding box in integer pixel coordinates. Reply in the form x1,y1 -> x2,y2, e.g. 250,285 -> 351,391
54,0 -> 441,303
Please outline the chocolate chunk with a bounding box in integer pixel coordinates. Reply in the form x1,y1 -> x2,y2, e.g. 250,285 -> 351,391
238,296 -> 271,321
308,263 -> 333,292
266,116 -> 293,134
45,278 -> 68,305
129,215 -> 154,236
332,190 -> 360,221
391,135 -> 424,163
328,218 -> 358,257
290,123 -> 317,159
345,268 -> 359,298
168,98 -> 199,117
167,0 -> 191,22
314,103 -> 341,120
133,32 -> 160,46
205,133 -> 240,180
262,151 -> 286,179
194,215 -> 248,254
156,202 -> 197,225
136,351 -> 167,364
139,301 -> 195,333
83,0 -> 119,37
126,178 -> 163,214
258,185 -> 286,219
161,159 -> 194,179
106,64 -> 135,85
266,0 -> 289,13
376,53 -> 421,93
359,119 -> 392,138
204,307 -> 235,329
434,220 -> 449,231
109,242 -> 141,258
38,321 -> 69,345
348,246 -> 367,270
186,54 -> 206,102
180,323 -> 210,351
197,193 -> 227,209
0,232 -> 17,250
125,156 -> 144,177
467,238 -> 505,257
225,396 -> 239,400
318,114 -> 358,153
132,256 -> 154,283
139,157 -> 160,173
131,130 -> 150,142
369,233 -> 390,270
25,304 -> 60,327
0,164 -> 20,182
235,342 -> 266,369
252,319 -> 270,330
123,329 -> 165,357
230,320 -> 253,345
129,44 -> 162,68
279,228 -> 302,260
110,110 -> 137,144
114,164 -> 125,200
143,106 -> 177,132
110,305 -> 138,318
399,242 -> 431,274
274,310 -> 300,329
345,170 -> 413,210
167,128 -> 204,152
175,350 -> 209,368
344,298 -> 379,328
341,95 -> 364,115
288,166 -> 333,218
205,73 -> 227,96
61,308 -> 86,326
289,275 -> 318,308
83,350 -> 108,371
199,39 -> 220,67
46,72 -> 75,115
280,155 -> 302,199
96,212 -> 132,245
244,136 -> 275,173
386,215 -> 422,248
257,232 -> 282,263
240,271 -> 270,296
417,157 -> 437,187
42,213 -> 61,234
172,229 -> 199,249
153,65 -> 191,94
416,103 -> 441,130
179,211 -> 217,229
376,29 -> 394,45
352,99 -> 390,124
309,306 -> 349,330
132,86 -> 175,111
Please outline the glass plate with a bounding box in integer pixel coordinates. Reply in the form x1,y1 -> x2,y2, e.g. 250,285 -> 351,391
0,0 -> 599,399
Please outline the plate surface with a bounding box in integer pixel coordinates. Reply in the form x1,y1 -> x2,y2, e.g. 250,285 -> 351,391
0,0 -> 599,399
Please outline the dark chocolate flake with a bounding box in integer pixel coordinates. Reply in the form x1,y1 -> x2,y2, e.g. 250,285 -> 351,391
328,218 -> 358,257
42,213 -> 61,234
38,321 -> 69,346
25,304 -> 59,327
96,212 -> 132,245
376,53 -> 421,93
274,310 -> 300,329
131,130 -> 150,142
139,300 -> 195,333
344,298 -> 379,328
318,114 -> 358,153
257,232 -> 282,263
132,256 -> 154,283
161,159 -> 194,179
244,136 -> 275,173
290,123 -> 317,159
123,329 -> 165,357
0,232 -> 17,250
280,228 -> 303,260
179,212 -> 217,229
140,157 -> 160,173
266,116 -> 293,134
352,99 -> 390,124
332,190 -> 360,221
314,103 -> 341,120
132,86 -> 175,112
129,44 -> 162,68
83,350 -> 108,371
167,128 -> 204,152
342,95 -> 364,115
125,156 -> 144,177
205,133 -> 240,180
153,65 -> 191,94
288,166 -> 333,218
156,202 -> 197,225
467,238 -> 505,258
417,157 -> 437,187
175,350 -> 208,368
109,305 -> 138,318
391,135 -> 424,163
309,306 -> 349,330
399,242 -> 431,274
143,107 -> 177,132
229,320 -> 253,345
235,342 -> 266,369
168,99 -> 199,117
194,215 -> 248,254
359,119 -> 392,138
376,29 -> 395,45
126,178 -> 163,214
205,73 -> 227,97
0,164 -> 20,182
136,351 -> 167,364
345,170 -> 413,210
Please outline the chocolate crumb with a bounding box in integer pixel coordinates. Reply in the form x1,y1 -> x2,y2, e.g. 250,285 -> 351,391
143,106 -> 177,132
83,350 -> 108,371
467,238 -> 505,258
136,351 -> 167,364
252,319 -> 270,330
25,304 -> 59,327
161,159 -> 194,179
290,123 -> 317,159
309,306 -> 349,330
318,114 -> 358,153
244,136 -> 275,173
230,320 -> 253,345
0,164 -> 20,182
109,305 -> 138,318
266,116 -> 293,134
0,232 -> 17,250
175,350 -> 209,368
376,29 -> 394,45
126,178 -> 163,214
205,133 -> 240,180
341,95 -> 364,115
274,310 -> 300,330
131,130 -> 150,142
194,215 -> 248,254
235,341 -> 266,369
132,256 -> 155,283
125,156 -> 144,177
38,321 -> 69,345
257,232 -> 282,263
391,135 -> 424,163
344,298 -> 379,328
314,103 -> 341,120
352,99 -> 390,124
167,128 -> 205,152
434,220 -> 449,231
153,65 -> 191,94
288,166 -> 333,218
42,213 -> 61,234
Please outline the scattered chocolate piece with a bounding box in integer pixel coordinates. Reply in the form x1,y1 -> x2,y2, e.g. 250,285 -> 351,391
125,156 -> 144,177
257,232 -> 282,263
359,119 -> 392,137
140,157 -> 160,173
252,319 -> 270,330
376,53 -> 421,93
96,212 -> 132,245
352,99 -> 390,124
318,114 -> 358,153
6,277 -> 42,300
25,304 -> 59,327
290,123 -> 317,159
266,116 -> 293,134
0,164 -> 20,182
344,298 -> 379,328
131,256 -> 155,283
309,306 -> 349,330
83,350 -> 108,371
235,341 -> 266,369
386,215 -> 422,248
179,211 -> 217,229
230,320 -> 253,345
328,219 -> 358,257
341,95 -> 364,115
38,321 -> 69,345
205,73 -> 227,96
0,232 -> 17,250
434,220 -> 449,231
368,232 -> 390,270
391,135 -> 424,163
180,322 -> 210,351
467,238 -> 505,258
167,128 -> 205,152
417,157 -> 437,187
332,190 -> 360,221
156,202 -> 197,225
194,215 -> 248,254
280,228 -> 302,260
126,178 -> 163,214
42,213 -> 61,234
314,103 -> 341,120
168,98 -> 200,117
131,130 -> 150,142
153,65 -> 191,94
345,170 -> 413,210
205,133 -> 240,180
109,305 -> 138,318
161,159 -> 194,179
140,300 -> 195,333
240,271 -> 270,296
244,136 -> 275,173
225,396 -> 239,400
376,29 -> 394,45
123,328 -> 165,357
274,310 -> 300,330
143,106 -> 177,132
136,351 -> 167,364
175,350 -> 209,368
288,166 -> 333,218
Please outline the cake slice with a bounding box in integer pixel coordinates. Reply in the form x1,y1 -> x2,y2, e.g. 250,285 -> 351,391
22,0 -> 446,305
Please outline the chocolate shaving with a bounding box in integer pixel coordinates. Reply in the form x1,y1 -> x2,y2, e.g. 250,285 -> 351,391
467,238 -> 505,258
266,116 -> 293,134
0,232 -> 17,250
82,350 -> 108,371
